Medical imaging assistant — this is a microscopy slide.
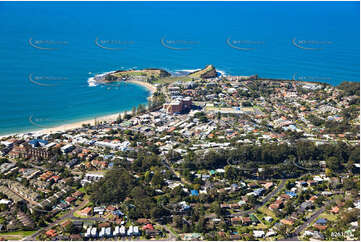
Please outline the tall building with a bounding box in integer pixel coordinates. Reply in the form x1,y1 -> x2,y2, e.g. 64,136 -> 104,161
163,97 -> 192,114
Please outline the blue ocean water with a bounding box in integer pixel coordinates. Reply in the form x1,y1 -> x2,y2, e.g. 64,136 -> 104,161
0,1 -> 359,135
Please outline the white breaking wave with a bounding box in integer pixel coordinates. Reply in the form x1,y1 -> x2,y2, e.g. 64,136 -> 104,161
87,70 -> 117,87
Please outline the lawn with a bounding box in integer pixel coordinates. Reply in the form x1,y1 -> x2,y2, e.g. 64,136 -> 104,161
257,206 -> 277,220
73,211 -> 89,219
319,212 -> 338,222
153,76 -> 193,84
0,231 -> 36,236
0,230 -> 37,240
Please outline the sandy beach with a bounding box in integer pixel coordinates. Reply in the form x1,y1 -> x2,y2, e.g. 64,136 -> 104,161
1,80 -> 156,138
127,79 -> 157,94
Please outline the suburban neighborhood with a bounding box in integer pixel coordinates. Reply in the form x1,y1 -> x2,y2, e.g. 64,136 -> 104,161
0,65 -> 359,241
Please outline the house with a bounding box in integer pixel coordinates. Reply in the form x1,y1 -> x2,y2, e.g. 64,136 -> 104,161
264,216 -> 273,223
45,229 -> 57,238
84,227 -> 91,238
229,234 -> 242,240
190,190 -> 199,196
231,183 -> 240,191
99,227 -> 106,238
61,144 -> 75,153
143,224 -> 154,230
330,206 -> 339,214
321,191 -> 333,196
263,182 -> 273,190
253,230 -> 265,238
280,218 -> 294,226
241,217 -> 252,226
231,217 -> 242,224
65,196 -> 76,205
315,218 -> 327,225
127,226 -> 134,236
313,224 -> 327,231
120,225 -> 126,236
280,194 -> 291,200
94,207 -> 105,215
105,227 -> 112,237
136,218 -> 150,224
0,199 -> 11,206
72,191 -> 84,198
312,231 -> 325,240
113,226 -> 120,237
309,195 -> 318,203
299,201 -> 313,213
253,188 -> 265,196
79,207 -> 92,217
90,227 -> 98,238
269,199 -> 284,210
106,205 -> 116,212
285,191 -> 297,198
265,229 -> 277,237
179,201 -> 191,211
269,203 -> 280,210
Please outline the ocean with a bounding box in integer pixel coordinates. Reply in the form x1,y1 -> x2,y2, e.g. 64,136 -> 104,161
0,1 -> 359,135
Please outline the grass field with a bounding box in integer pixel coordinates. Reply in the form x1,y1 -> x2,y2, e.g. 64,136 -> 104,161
319,212 -> 338,221
73,211 -> 89,219
153,76 -> 193,84
0,230 -> 37,240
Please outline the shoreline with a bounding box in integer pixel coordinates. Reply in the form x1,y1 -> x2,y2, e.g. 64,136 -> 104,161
0,80 -> 156,138
126,79 -> 157,96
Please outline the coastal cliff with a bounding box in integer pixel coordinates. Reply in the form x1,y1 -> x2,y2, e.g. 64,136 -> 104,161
188,64 -> 218,79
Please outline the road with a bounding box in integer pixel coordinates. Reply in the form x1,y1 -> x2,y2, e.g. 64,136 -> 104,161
260,179 -> 286,207
161,159 -> 191,186
160,225 -> 177,241
22,199 -> 89,241
285,198 -> 336,241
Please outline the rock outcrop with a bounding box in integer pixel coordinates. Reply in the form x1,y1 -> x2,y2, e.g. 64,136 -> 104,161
188,65 -> 217,79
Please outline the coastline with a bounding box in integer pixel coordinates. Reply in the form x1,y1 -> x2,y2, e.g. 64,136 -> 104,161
126,79 -> 157,96
0,80 -> 156,138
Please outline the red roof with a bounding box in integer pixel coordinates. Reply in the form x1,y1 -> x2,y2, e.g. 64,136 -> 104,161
45,229 -> 57,237
143,224 -> 154,230
65,197 -> 76,203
